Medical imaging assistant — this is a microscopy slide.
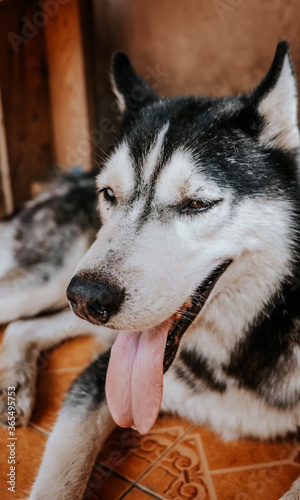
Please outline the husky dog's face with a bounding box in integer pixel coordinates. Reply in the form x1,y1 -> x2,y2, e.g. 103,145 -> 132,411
67,42 -> 300,433
69,42 -> 299,333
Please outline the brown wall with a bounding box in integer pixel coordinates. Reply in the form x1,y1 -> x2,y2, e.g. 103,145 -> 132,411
1,0 -> 300,204
91,0 -> 300,150
94,0 -> 300,97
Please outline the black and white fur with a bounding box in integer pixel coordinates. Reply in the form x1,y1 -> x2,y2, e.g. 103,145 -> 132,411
0,41 -> 300,499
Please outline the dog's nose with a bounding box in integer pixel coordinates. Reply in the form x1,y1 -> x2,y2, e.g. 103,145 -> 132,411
66,276 -> 125,324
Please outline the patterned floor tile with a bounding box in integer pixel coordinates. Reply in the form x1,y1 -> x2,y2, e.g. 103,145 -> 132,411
212,464 -> 300,500
140,427 -> 211,499
0,425 -> 46,499
84,464 -> 131,500
97,414 -> 191,482
2,327 -> 300,500
200,426 -> 299,470
122,487 -> 162,499
292,448 -> 300,465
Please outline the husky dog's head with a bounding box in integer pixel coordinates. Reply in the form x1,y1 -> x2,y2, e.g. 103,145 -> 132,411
67,41 -> 300,433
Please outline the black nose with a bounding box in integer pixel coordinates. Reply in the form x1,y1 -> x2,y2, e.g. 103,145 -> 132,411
66,275 -> 125,324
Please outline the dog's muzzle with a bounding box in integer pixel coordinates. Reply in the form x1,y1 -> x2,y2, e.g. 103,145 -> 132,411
66,275 -> 125,324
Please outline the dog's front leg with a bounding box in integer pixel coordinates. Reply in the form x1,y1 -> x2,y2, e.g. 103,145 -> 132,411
29,349 -> 115,500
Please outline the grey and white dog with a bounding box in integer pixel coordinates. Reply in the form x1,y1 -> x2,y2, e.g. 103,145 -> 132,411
0,41 -> 300,499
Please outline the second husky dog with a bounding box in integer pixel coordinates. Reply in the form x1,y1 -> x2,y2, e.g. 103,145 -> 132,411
0,41 -> 300,499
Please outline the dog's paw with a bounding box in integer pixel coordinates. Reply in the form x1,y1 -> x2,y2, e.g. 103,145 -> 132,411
0,321 -> 39,428
0,320 -> 41,427
0,359 -> 37,427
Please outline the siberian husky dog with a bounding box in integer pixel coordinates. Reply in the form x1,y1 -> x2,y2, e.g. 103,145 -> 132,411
0,41 -> 300,500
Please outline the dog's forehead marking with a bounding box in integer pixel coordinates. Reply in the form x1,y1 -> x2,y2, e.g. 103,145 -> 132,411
97,142 -> 135,197
97,124 -> 169,200
142,123 -> 169,184
98,131 -> 222,213
155,150 -> 223,204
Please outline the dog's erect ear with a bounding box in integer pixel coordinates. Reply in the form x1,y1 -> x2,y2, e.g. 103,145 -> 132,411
252,41 -> 300,150
111,53 -> 158,113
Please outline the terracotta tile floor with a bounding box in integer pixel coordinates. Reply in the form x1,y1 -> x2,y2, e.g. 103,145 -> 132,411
0,327 -> 299,500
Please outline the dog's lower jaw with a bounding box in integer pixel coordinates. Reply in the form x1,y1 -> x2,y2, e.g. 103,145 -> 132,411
163,260 -> 232,373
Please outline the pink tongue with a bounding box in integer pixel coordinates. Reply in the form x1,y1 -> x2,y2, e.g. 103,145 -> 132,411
105,320 -> 170,435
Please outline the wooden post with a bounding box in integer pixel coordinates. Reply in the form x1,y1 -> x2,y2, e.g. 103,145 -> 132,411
43,0 -> 93,171
0,84 -> 13,215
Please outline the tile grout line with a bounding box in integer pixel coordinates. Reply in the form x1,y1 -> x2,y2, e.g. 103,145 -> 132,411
118,487 -> 132,500
197,433 -> 218,500
116,432 -> 300,499
290,445 -> 300,461
92,422 -> 193,499
132,423 -> 196,486
116,423 -> 196,499
290,460 -> 300,467
119,484 -> 163,500
210,459 -> 300,475
92,464 -> 137,500
134,425 -> 218,500
28,422 -> 50,437
133,483 -> 170,500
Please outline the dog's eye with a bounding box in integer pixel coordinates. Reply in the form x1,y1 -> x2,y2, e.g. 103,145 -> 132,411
178,198 -> 222,214
187,199 -> 209,210
181,199 -> 211,212
99,188 -> 116,204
